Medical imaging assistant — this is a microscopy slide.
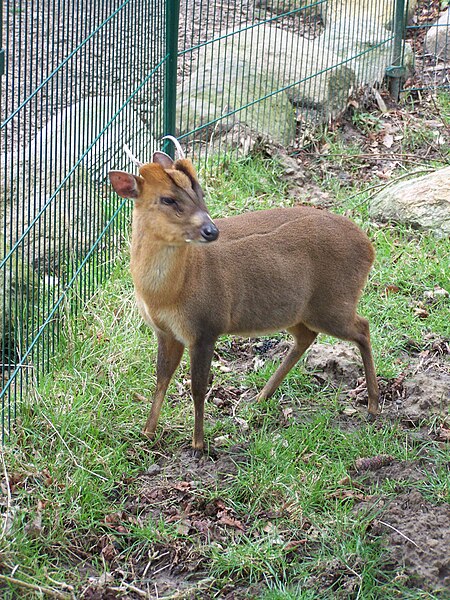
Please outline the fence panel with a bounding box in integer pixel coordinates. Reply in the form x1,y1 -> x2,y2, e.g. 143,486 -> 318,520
176,0 -> 398,159
1,0 -> 165,440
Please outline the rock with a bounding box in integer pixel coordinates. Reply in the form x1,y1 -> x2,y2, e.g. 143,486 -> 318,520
402,371 -> 450,422
326,0 -> 417,31
178,55 -> 297,145
178,25 -> 356,143
425,8 -> 450,61
178,4 -> 415,146
306,342 -> 363,386
369,166 -> 450,237
256,0 -> 417,30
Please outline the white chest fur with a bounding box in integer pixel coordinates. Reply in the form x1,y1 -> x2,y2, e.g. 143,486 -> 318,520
135,293 -> 191,346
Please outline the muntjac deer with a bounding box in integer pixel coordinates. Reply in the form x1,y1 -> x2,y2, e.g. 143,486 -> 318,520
109,138 -> 379,455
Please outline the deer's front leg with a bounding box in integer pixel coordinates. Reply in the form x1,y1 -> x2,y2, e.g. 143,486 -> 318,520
189,337 -> 216,456
143,332 -> 184,438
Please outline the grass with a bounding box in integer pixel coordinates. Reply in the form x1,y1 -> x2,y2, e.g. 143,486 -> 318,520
1,100 -> 450,598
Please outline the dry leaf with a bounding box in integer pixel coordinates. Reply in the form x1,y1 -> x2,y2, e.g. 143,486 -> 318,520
173,481 -> 191,492
101,543 -> 118,562
436,427 -> 450,442
424,287 -> 449,300
218,514 -> 245,531
384,284 -> 400,296
328,489 -> 368,501
176,519 -> 191,535
25,501 -> 44,539
413,307 -> 429,319
284,539 -> 307,551
382,133 -> 394,148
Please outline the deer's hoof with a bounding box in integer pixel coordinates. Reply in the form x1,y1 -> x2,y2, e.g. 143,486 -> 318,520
191,447 -> 204,459
142,428 -> 156,440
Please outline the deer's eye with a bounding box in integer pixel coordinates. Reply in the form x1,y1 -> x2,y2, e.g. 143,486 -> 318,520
160,197 -> 177,206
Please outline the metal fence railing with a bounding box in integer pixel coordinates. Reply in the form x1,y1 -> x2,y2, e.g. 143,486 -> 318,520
1,0 -> 449,441
1,0 -> 165,440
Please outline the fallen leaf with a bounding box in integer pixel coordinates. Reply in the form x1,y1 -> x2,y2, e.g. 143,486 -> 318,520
384,284 -> 400,296
284,539 -> 307,551
173,481 -> 192,492
218,514 -> 245,531
413,307 -> 429,319
424,287 -> 449,300
105,511 -> 123,524
328,489 -> 368,501
101,543 -> 118,562
214,435 -> 230,447
176,520 -> 192,535
338,475 -> 352,486
382,133 -> 394,148
25,501 -> 45,539
436,427 -> 450,442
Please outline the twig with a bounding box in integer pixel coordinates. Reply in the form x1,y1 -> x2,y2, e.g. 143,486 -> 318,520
378,520 -> 421,548
0,574 -> 73,600
0,450 -> 12,540
110,582 -> 148,598
423,64 -> 449,73
149,578 -> 215,600
41,414 -> 108,482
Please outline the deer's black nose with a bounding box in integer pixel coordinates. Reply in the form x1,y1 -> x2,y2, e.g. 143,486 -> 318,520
201,222 -> 219,242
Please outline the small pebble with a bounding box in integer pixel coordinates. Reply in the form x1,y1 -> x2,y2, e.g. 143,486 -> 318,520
145,464 -> 162,477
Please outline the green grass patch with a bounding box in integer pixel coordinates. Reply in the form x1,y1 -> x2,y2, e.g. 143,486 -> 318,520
2,126 -> 449,598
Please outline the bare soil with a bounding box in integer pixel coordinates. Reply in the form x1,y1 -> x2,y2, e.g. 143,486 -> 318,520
364,490 -> 450,592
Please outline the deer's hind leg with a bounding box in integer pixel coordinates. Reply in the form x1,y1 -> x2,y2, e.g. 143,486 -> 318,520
257,323 -> 317,401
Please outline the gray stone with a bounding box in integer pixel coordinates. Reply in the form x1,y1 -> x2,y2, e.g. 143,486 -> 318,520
369,166 -> 450,237
178,6 -> 415,146
425,9 -> 450,61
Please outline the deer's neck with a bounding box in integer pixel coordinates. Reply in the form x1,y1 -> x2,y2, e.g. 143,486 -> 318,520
131,240 -> 189,306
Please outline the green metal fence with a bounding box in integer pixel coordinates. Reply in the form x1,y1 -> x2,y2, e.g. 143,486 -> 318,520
1,0 -> 448,441
1,0 -> 166,440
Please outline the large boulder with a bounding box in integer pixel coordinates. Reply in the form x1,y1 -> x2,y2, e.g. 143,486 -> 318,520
369,167 -> 450,237
178,1 -> 415,144
425,9 -> 450,61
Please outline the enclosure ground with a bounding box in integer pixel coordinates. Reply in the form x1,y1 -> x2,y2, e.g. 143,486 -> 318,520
0,92 -> 449,599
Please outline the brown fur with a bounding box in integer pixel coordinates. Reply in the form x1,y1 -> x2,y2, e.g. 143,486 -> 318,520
109,156 -> 379,454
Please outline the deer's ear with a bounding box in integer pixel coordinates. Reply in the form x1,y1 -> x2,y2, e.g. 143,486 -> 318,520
152,151 -> 174,169
108,171 -> 143,198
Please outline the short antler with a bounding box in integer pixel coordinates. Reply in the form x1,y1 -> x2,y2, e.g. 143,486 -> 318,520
161,135 -> 186,160
124,144 -> 144,168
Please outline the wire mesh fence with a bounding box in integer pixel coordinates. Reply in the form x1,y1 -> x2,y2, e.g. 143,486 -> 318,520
176,0 -> 398,157
404,0 -> 450,92
1,0 -> 165,440
1,0 -> 449,441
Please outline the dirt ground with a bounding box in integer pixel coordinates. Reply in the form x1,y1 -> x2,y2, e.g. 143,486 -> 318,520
77,328 -> 449,599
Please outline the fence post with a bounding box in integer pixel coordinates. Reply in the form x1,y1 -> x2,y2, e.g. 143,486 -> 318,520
163,0 -> 181,158
0,0 -> 5,77
386,0 -> 407,100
